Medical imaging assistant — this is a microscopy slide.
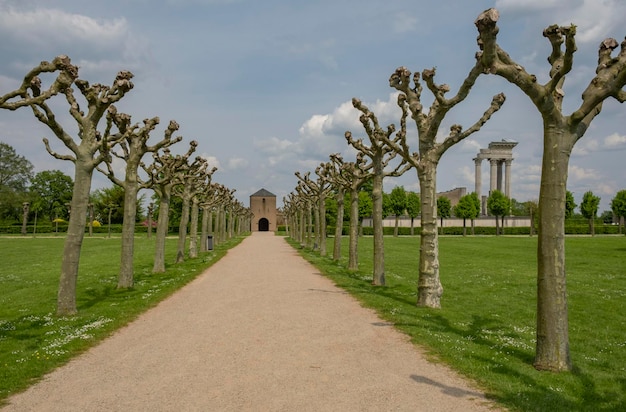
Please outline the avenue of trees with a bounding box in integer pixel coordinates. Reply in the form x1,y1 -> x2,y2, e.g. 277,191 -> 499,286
285,7 -> 626,373
1,57 -> 249,316
2,7 -> 625,376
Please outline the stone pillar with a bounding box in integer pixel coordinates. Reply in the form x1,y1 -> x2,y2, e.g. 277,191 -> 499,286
474,158 -> 482,198
504,159 -> 513,199
496,160 -> 503,192
489,159 -> 498,194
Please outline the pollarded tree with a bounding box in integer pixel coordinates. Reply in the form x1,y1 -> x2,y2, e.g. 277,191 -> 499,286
580,191 -> 600,236
389,186 -> 407,237
611,190 -> 626,234
188,166 -> 218,258
172,157 -> 215,263
0,56 -> 77,111
487,190 -> 510,236
327,154 -> 349,261
406,191 -> 421,236
329,152 -> 373,267
1,56 -> 134,315
295,166 -> 332,256
98,112 -> 183,287
476,8 -> 626,371
143,142 -> 198,273
385,65 -> 505,308
346,100 -> 411,285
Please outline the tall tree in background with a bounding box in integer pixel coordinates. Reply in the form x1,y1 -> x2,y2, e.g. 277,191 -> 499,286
436,196 -> 451,235
1,56 -> 135,315
565,190 -> 577,219
384,64 -> 505,308
99,112 -> 183,287
476,8 -> 626,371
389,186 -> 407,237
611,190 -> 626,234
469,192 -> 481,235
580,191 -> 600,236
29,170 -> 73,222
0,142 -> 34,220
0,142 -> 33,192
346,99 -> 410,285
487,190 -> 510,236
406,191 -> 421,236
358,191 -> 373,237
454,193 -> 478,236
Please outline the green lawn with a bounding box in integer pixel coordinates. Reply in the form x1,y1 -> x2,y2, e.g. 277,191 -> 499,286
290,235 -> 626,412
0,234 -> 245,403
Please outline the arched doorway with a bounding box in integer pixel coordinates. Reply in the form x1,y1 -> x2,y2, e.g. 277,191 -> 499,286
258,218 -> 269,232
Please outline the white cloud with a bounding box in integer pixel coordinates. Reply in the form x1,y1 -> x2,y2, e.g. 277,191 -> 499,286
568,164 -> 600,181
393,13 -> 417,33
200,154 -> 221,170
495,0 -> 626,45
572,138 -> 600,156
0,5 -> 151,77
604,133 -> 626,149
226,157 -> 248,170
459,139 -> 482,154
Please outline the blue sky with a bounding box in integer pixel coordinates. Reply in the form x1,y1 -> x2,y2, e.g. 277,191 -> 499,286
1,0 -> 625,212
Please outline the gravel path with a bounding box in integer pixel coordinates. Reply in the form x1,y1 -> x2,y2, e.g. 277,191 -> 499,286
2,232 -> 502,411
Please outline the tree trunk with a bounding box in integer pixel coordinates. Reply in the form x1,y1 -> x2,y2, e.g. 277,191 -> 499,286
410,218 -> 415,236
176,196 -> 191,263
153,191 -> 171,273
57,164 -> 93,316
394,215 -> 399,237
463,218 -> 467,237
118,175 -> 138,289
371,168 -> 385,286
189,199 -> 199,258
200,206 -> 209,253
299,208 -> 306,247
319,193 -> 327,256
333,190 -> 344,261
312,203 -> 320,250
495,214 -> 500,236
348,188 -> 359,270
417,165 -> 443,308
534,124 -> 573,372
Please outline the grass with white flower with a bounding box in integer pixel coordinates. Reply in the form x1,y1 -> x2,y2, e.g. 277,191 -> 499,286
290,235 -> 626,412
0,234 -> 244,403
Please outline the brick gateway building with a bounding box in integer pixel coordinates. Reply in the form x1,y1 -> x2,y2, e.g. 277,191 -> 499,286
249,188 -> 277,232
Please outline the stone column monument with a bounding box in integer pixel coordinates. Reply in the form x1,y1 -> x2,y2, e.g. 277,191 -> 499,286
473,140 -> 518,214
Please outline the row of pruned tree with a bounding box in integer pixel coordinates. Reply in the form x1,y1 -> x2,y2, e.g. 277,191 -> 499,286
0,56 -> 251,316
285,8 -> 626,373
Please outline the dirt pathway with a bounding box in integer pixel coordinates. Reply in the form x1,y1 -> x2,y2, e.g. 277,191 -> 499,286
2,233 -> 502,411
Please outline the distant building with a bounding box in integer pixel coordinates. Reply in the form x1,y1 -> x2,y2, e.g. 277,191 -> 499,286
437,187 -> 466,208
250,188 -> 277,232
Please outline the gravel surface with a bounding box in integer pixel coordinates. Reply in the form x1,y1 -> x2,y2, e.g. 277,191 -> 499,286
2,232 -> 503,411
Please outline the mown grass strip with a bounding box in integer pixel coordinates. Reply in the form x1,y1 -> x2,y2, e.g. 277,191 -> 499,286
0,234 -> 245,403
289,235 -> 626,412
